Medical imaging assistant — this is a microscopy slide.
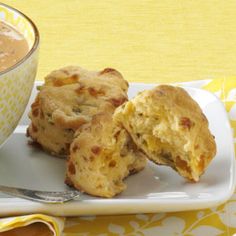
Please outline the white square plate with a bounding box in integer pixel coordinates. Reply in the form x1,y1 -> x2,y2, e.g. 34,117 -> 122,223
0,82 -> 235,216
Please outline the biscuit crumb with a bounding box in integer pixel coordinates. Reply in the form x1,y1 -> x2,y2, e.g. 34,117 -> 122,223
68,162 -> 76,175
109,160 -> 117,167
180,117 -> 194,130
91,146 -> 101,155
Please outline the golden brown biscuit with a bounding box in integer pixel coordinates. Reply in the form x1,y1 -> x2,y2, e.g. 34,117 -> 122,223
27,66 -> 128,156
114,85 -> 216,182
65,113 -> 147,197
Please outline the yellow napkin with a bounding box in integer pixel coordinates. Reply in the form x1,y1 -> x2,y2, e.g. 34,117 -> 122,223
0,214 -> 64,236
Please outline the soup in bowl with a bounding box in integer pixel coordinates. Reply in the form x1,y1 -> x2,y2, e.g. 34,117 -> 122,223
0,3 -> 39,146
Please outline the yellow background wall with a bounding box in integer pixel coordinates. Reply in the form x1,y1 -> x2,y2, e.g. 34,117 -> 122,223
3,0 -> 236,82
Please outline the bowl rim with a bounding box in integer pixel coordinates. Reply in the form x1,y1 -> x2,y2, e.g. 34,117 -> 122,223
0,2 -> 40,76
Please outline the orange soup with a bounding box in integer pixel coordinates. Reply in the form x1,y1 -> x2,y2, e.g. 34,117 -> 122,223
0,21 -> 29,72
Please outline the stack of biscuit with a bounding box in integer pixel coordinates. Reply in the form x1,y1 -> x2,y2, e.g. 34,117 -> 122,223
27,66 -> 147,197
27,66 -> 216,198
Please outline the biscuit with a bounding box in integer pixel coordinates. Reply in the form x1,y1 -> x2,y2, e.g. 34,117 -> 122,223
65,113 -> 147,197
114,85 -> 216,182
27,66 -> 128,156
